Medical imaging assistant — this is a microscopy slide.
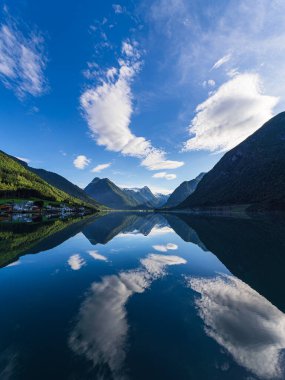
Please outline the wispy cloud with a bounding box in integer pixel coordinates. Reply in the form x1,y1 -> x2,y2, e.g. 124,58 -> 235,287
112,4 -> 124,14
202,79 -> 215,88
81,39 -> 184,171
184,73 -> 278,152
16,156 -> 30,164
0,10 -> 47,98
152,172 -> 176,180
141,151 -> 184,170
146,0 -> 285,142
211,54 -> 231,70
91,162 -> 111,173
73,155 -> 91,169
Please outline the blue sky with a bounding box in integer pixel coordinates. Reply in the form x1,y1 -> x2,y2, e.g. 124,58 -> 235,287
0,0 -> 284,194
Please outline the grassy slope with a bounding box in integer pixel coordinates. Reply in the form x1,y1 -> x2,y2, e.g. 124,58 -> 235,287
30,167 -> 103,208
0,151 -> 98,209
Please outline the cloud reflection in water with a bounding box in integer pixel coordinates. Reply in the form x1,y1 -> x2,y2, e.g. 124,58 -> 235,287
68,254 -> 85,271
69,253 -> 186,379
188,275 -> 285,379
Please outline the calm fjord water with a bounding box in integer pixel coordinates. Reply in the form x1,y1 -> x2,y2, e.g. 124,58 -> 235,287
1,212 -> 285,380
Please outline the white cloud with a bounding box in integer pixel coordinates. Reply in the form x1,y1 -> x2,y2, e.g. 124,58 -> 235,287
141,150 -> 184,170
184,73 -> 279,152
16,156 -> 30,164
68,254 -> 85,271
188,274 -> 285,379
106,67 -> 117,79
122,41 -> 139,58
112,4 -> 124,14
88,250 -> 108,261
0,16 -> 47,98
73,155 -> 91,169
207,79 -> 215,86
203,79 -> 216,88
91,162 -> 111,173
152,172 -> 176,180
81,40 -> 184,171
227,68 -> 239,78
211,54 -> 231,70
148,186 -> 172,195
152,243 -> 178,252
147,0 -> 285,116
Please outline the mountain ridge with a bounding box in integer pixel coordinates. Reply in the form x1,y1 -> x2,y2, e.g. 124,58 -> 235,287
178,112 -> 285,211
85,177 -> 141,209
0,150 -> 97,208
29,167 -> 102,208
164,172 -> 205,208
123,186 -> 169,208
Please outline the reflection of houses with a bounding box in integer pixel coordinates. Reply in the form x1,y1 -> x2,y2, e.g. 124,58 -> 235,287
13,201 -> 40,213
46,204 -> 61,213
0,201 -> 42,214
61,204 -> 74,214
0,204 -> 13,214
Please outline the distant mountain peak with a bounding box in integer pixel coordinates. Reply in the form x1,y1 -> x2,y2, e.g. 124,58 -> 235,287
84,177 -> 141,209
122,186 -> 169,208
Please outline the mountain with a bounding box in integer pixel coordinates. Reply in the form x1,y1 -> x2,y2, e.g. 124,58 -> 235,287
84,177 -> 141,209
0,150 -> 99,209
178,112 -> 285,211
123,186 -> 169,208
164,173 -> 205,208
29,167 -> 102,208
154,193 -> 169,207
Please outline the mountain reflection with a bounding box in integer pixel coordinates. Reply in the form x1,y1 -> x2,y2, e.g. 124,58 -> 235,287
164,213 -> 285,312
3,211 -> 285,314
188,274 -> 285,379
2,211 -> 285,379
69,251 -> 186,379
0,215 -> 96,268
82,212 -> 169,245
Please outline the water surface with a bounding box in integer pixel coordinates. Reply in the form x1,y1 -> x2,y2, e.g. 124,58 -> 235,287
1,212 -> 285,380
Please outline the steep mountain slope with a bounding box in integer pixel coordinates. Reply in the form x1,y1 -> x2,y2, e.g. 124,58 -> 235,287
164,173 -> 205,208
0,150 -> 94,207
84,177 -> 141,209
178,112 -> 285,211
123,186 -> 169,208
29,167 -> 102,208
